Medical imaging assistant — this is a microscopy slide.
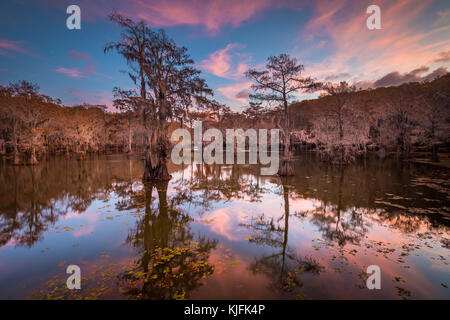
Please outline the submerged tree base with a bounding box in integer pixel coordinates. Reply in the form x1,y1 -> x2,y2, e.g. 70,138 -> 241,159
278,159 -> 295,176
431,144 -> 440,162
9,153 -> 39,166
143,161 -> 172,181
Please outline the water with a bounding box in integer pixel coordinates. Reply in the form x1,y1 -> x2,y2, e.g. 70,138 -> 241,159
0,154 -> 448,299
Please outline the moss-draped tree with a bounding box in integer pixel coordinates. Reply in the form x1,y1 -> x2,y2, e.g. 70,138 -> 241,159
106,13 -> 213,181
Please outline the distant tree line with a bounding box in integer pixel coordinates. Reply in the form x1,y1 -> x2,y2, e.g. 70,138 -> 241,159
287,73 -> 450,164
1,72 -> 448,168
0,80 -> 142,164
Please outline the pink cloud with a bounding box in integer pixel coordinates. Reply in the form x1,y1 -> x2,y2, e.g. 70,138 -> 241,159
0,40 -> 29,56
234,62 -> 250,78
69,50 -> 92,62
134,0 -> 282,32
199,43 -> 249,78
199,44 -> 236,77
199,44 -> 253,108
300,0 -> 450,85
56,50 -> 98,79
110,0 -> 274,32
217,80 -> 252,107
44,0 -> 304,33
55,67 -> 85,79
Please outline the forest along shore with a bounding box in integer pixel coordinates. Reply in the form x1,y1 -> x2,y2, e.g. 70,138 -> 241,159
0,75 -> 449,167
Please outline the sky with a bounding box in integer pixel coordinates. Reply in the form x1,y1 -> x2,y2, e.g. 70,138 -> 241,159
0,0 -> 449,111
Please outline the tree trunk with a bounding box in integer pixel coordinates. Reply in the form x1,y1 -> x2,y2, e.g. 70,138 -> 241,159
13,152 -> 20,165
125,117 -> 133,154
76,144 -> 86,161
280,180 -> 290,279
127,128 -> 133,153
65,145 -> 71,159
143,149 -> 171,181
431,143 -> 439,162
12,123 -> 21,165
28,145 -> 38,165
143,85 -> 172,181
0,139 -> 5,155
143,126 -> 171,181
279,158 -> 294,176
278,99 -> 294,176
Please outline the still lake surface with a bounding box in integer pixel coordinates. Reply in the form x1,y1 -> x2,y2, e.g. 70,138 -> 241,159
0,154 -> 449,299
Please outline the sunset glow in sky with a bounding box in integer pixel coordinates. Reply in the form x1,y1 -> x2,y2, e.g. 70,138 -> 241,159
0,0 -> 449,110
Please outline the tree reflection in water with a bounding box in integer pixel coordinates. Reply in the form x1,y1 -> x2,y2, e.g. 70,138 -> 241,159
309,169 -> 368,246
240,177 -> 324,296
0,165 -> 60,247
116,181 -> 217,300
